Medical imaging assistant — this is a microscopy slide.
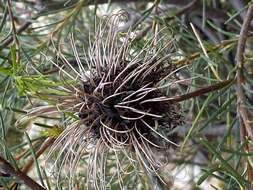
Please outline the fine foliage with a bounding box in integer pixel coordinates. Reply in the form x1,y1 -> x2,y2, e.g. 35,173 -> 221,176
0,1 -> 253,190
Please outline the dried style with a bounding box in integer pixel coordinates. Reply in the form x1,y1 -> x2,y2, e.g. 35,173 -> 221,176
19,11 -> 183,189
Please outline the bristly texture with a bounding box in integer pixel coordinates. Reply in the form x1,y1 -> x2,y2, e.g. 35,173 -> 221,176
21,11 -> 182,189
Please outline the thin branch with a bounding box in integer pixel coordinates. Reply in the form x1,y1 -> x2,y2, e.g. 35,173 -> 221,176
0,11 -> 42,50
134,0 -> 198,40
165,0 -> 198,21
41,0 -> 192,11
22,137 -> 55,173
235,3 -> 253,185
0,0 -> 193,49
0,156 -> 46,190
6,0 -> 18,46
175,33 -> 253,67
168,79 -> 234,103
15,140 -> 42,160
6,0 -> 20,63
235,4 -> 253,141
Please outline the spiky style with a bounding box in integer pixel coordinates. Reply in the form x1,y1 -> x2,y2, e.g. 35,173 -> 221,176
24,11 -> 183,189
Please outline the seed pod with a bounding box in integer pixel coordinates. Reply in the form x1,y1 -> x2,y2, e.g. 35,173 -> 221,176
27,11 -> 183,189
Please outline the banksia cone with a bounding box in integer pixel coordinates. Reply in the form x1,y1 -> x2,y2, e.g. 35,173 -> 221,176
21,11 -> 183,189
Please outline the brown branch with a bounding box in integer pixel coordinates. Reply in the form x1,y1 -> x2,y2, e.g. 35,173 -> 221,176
165,0 -> 198,21
6,0 -> 20,63
175,39 -> 233,66
167,79 -> 234,103
41,0 -> 192,11
0,0 -> 193,50
235,3 -> 253,186
6,0 -> 18,46
0,156 -> 46,190
0,11 -> 41,50
22,137 -> 55,173
0,22 -> 32,50
134,0 -> 197,41
175,32 -> 253,67
235,4 -> 253,141
15,140 -> 42,160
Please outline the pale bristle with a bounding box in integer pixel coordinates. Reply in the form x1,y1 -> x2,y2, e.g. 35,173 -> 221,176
27,11 -> 183,189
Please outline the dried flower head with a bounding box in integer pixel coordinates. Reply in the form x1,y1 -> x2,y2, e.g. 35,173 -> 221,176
21,11 -> 183,189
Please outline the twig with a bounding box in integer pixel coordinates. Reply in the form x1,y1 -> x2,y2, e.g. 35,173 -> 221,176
6,0 -> 19,47
0,156 -> 46,190
0,22 -> 31,49
41,0 -> 192,11
175,40 -> 233,66
0,0 -> 192,50
6,0 -> 20,63
15,140 -> 42,160
165,0 -> 198,21
235,3 -> 253,186
134,0 -> 198,40
22,137 -> 55,173
235,4 -> 253,141
167,79 -> 234,103
175,33 -> 253,67
0,12 -> 42,50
